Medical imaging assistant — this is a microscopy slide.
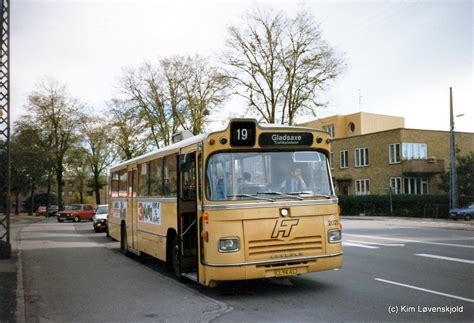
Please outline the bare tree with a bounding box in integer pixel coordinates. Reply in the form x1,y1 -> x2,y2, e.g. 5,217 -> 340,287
160,57 -> 187,139
108,99 -> 151,161
66,147 -> 89,204
179,55 -> 230,135
225,7 -> 344,124
119,55 -> 230,147
120,65 -> 171,147
26,80 -> 83,209
82,117 -> 115,204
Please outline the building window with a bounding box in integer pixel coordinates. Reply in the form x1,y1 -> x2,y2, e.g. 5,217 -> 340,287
403,177 -> 428,194
68,191 -> 73,196
389,143 -> 401,164
390,177 -> 402,194
323,124 -> 334,137
340,150 -> 349,168
402,143 -> 428,160
348,122 -> 355,133
355,179 -> 370,195
330,152 -> 334,169
355,148 -> 369,167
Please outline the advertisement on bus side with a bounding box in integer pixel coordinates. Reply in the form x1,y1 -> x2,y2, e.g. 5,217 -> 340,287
137,201 -> 161,225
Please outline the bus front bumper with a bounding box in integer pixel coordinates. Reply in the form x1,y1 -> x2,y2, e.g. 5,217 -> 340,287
202,252 -> 343,285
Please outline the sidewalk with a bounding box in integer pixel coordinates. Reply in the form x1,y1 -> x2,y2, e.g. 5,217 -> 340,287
0,214 -> 40,323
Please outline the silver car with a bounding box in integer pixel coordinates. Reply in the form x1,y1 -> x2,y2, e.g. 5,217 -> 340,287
92,204 -> 109,232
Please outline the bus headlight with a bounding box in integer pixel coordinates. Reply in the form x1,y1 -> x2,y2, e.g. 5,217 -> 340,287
328,230 -> 341,243
218,237 -> 240,252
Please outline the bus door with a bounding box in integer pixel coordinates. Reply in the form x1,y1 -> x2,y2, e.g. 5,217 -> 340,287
127,167 -> 138,252
177,151 -> 198,279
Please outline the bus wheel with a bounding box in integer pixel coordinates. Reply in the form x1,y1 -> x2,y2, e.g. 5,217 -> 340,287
172,235 -> 183,280
120,225 -> 129,256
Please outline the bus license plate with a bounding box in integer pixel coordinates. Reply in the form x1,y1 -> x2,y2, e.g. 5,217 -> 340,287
275,268 -> 297,277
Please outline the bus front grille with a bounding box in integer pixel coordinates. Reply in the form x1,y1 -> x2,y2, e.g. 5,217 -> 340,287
248,235 -> 323,258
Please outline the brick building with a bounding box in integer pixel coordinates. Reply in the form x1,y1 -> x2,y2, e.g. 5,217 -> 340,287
300,112 -> 474,196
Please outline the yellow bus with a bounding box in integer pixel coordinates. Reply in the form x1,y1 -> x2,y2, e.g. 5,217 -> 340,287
108,119 -> 342,286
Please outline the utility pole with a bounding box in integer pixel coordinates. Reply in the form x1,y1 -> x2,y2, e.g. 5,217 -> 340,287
449,87 -> 459,210
0,0 -> 11,258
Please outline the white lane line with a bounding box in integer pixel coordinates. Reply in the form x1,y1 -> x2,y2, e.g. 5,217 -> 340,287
342,242 -> 379,249
345,234 -> 474,249
347,240 -> 405,247
375,278 -> 474,303
415,253 -> 474,265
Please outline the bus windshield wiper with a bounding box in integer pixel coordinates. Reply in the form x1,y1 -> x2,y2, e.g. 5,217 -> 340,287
227,194 -> 275,202
256,191 -> 304,200
286,191 -> 332,199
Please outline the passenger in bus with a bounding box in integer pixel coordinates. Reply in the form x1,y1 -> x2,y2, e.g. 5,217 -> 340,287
216,173 -> 233,199
238,172 -> 252,193
164,177 -> 177,195
280,166 -> 307,192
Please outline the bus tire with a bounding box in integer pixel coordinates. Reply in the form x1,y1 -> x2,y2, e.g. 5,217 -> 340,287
120,224 -> 130,256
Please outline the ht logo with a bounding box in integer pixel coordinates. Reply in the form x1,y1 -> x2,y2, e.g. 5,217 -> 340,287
271,219 -> 299,238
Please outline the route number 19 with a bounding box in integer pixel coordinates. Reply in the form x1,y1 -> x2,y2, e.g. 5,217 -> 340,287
230,121 -> 256,146
237,128 -> 248,140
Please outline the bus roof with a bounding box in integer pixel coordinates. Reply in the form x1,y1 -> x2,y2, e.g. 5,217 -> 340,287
110,132 -> 208,172
109,119 -> 323,172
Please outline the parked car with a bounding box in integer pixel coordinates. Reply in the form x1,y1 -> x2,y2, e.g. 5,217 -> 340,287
35,206 -> 47,217
47,205 -> 59,217
57,204 -> 95,222
449,203 -> 474,221
92,204 -> 109,232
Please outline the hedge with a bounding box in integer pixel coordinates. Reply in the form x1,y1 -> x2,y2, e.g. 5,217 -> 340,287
338,195 -> 474,218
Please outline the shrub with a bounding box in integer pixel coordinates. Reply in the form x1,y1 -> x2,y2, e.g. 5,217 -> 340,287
337,194 -> 472,218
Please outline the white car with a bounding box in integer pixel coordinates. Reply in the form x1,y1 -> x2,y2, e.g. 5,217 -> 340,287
92,204 -> 109,232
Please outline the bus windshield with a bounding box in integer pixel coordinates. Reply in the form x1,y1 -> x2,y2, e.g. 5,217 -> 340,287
206,151 -> 333,201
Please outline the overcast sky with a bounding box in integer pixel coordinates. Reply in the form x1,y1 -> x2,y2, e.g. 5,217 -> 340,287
13,0 -> 473,132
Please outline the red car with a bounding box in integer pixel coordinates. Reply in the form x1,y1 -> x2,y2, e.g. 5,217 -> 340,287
35,206 -> 47,217
57,204 -> 95,223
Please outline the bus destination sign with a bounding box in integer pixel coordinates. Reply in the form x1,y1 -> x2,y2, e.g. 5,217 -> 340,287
259,133 -> 313,146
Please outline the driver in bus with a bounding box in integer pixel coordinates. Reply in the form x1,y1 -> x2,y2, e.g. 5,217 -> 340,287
280,166 -> 307,192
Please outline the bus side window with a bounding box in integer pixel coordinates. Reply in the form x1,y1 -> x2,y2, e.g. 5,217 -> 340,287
163,154 -> 177,196
150,158 -> 163,196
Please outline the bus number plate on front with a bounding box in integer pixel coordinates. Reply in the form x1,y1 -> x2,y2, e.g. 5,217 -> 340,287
275,268 -> 298,277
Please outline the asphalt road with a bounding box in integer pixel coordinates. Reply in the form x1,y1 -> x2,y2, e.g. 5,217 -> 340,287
12,216 -> 474,322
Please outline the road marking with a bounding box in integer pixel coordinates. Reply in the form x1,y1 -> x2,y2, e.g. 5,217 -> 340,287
415,253 -> 474,264
347,240 -> 405,247
375,278 -> 474,303
342,242 -> 379,249
345,234 -> 474,249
